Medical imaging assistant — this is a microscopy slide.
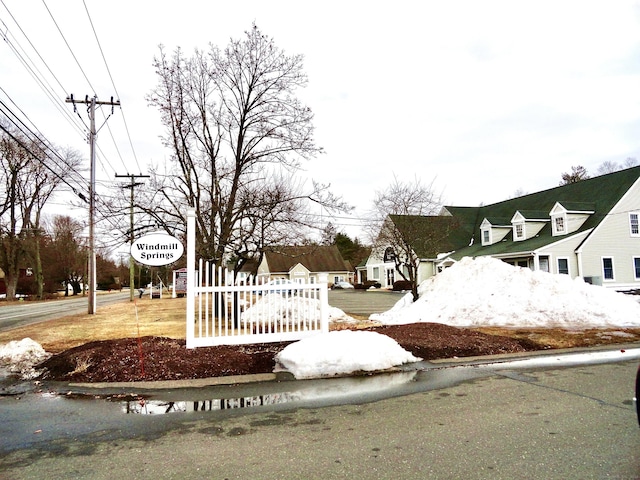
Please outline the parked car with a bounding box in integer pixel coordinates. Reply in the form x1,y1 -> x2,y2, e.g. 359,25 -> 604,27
255,279 -> 298,295
332,281 -> 354,290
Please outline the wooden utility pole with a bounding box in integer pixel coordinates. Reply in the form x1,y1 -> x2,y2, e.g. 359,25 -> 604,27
66,94 -> 120,314
115,173 -> 149,301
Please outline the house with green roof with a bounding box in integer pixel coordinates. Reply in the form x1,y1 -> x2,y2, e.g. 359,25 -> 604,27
365,166 -> 640,290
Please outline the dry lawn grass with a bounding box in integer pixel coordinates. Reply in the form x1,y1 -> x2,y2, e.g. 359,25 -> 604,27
0,296 -> 187,353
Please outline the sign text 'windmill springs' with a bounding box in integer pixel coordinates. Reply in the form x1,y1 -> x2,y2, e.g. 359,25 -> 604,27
131,233 -> 185,266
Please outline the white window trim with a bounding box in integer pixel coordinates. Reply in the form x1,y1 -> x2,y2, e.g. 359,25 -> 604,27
481,228 -> 491,245
601,256 -> 615,281
514,222 -> 525,241
556,257 -> 570,275
633,256 -> 640,280
630,212 -> 640,237
538,255 -> 550,273
552,214 -> 567,236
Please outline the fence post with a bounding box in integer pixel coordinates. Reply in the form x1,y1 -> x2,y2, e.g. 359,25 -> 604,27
186,208 -> 196,348
319,284 -> 329,333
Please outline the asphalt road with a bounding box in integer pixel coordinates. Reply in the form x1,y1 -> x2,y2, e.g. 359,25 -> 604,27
0,291 -> 130,332
0,289 -> 395,333
1,353 -> 639,479
328,288 -> 404,316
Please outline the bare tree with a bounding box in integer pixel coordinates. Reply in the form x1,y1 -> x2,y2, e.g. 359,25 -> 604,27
370,176 -> 448,301
23,146 -> 83,299
560,165 -> 589,184
597,157 -> 639,176
0,118 -> 83,299
596,160 -> 621,175
143,24 -> 348,271
0,123 -> 32,299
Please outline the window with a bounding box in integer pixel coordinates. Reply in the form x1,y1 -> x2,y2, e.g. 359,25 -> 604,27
372,267 -> 380,280
514,223 -> 524,240
539,256 -> 550,273
602,257 -> 614,280
557,258 -> 569,275
383,247 -> 395,263
554,216 -> 565,233
482,229 -> 490,244
634,257 -> 640,280
630,213 -> 640,236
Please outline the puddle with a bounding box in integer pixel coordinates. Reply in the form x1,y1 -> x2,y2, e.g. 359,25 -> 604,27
121,371 -> 420,415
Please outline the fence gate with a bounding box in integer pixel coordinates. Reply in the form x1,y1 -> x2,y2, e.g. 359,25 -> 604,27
185,209 -> 329,348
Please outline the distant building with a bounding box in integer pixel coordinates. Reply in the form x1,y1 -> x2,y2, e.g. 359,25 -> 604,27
365,166 -> 640,290
257,245 -> 353,286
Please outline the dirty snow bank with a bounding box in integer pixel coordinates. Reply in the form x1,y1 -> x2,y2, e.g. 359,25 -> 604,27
371,256 -> 640,328
275,330 -> 421,379
0,338 -> 50,379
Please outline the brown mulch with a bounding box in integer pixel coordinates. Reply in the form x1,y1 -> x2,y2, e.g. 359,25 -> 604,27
36,323 -> 542,383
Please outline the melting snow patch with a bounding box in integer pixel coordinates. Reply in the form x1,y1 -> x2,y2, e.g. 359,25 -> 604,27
275,330 -> 422,379
0,338 -> 51,380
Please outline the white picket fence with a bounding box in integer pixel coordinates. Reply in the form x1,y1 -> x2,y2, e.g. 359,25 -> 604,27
185,209 -> 329,348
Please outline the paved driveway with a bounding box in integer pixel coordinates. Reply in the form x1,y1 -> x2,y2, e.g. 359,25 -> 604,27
327,289 -> 404,317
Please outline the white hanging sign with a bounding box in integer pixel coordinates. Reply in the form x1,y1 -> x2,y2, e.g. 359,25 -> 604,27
131,232 -> 184,266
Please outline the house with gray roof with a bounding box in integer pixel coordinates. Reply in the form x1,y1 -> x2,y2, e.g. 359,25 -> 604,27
366,166 -> 640,290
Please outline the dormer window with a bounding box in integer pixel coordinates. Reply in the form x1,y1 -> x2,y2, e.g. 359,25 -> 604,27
550,202 -> 594,236
480,218 -> 511,246
511,211 -> 548,242
514,223 -> 524,240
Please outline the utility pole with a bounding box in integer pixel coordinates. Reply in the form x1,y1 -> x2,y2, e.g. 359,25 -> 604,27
115,173 -> 149,301
66,94 -> 120,314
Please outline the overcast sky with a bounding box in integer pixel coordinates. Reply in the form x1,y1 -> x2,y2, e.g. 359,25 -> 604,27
2,0 -> 640,240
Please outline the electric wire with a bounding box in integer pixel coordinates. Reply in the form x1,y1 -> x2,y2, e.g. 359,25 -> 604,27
83,0 -> 143,174
0,96 -> 89,188
0,122 -> 89,203
41,0 -> 95,95
0,15 -> 87,138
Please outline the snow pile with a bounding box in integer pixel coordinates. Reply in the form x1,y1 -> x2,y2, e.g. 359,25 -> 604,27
242,293 -> 356,327
275,330 -> 422,379
0,338 -> 50,380
371,256 -> 640,328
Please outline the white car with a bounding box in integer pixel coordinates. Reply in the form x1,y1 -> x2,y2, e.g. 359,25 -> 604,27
332,281 -> 354,289
255,279 -> 298,295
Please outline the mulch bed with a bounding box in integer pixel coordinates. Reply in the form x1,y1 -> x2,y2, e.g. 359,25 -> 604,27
36,323 -> 541,383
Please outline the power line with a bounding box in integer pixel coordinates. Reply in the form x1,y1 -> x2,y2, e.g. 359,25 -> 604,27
83,0 -> 142,174
0,90 -> 90,190
0,121 -> 88,203
0,12 -> 87,138
41,0 -> 95,94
